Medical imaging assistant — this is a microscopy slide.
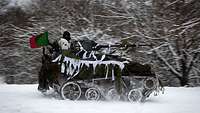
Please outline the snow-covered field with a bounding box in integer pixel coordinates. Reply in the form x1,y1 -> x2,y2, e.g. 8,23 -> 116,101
0,84 -> 200,113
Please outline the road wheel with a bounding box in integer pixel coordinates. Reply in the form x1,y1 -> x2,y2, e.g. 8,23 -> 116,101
127,89 -> 142,102
60,82 -> 81,100
106,88 -> 120,101
85,87 -> 101,101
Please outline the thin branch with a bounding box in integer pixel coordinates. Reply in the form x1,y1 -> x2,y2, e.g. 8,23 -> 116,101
94,15 -> 134,19
134,29 -> 169,40
168,44 -> 181,70
165,0 -> 183,8
154,50 -> 182,78
186,52 -> 199,74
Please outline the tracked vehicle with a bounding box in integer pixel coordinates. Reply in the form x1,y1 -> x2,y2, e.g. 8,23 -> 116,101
38,40 -> 163,102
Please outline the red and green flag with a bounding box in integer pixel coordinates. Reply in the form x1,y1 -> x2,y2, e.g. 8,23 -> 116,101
30,32 -> 49,48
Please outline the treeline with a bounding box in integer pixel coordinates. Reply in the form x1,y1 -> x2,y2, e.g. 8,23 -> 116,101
0,0 -> 199,86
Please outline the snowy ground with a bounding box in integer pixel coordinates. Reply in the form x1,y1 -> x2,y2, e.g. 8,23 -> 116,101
0,84 -> 200,113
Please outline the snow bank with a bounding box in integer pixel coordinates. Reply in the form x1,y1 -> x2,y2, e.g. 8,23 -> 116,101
0,84 -> 200,113
0,77 -> 5,84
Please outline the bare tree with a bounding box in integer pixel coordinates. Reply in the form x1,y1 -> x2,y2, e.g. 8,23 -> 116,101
90,0 -> 200,86
143,0 -> 200,86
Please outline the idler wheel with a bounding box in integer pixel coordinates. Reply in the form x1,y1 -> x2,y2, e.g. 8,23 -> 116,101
127,89 -> 142,102
60,82 -> 81,100
85,87 -> 101,101
106,88 -> 120,101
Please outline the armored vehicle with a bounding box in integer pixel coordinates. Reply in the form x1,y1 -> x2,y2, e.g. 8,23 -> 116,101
38,40 -> 163,102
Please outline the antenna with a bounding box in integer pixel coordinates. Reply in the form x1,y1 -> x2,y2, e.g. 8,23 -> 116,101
59,0 -> 62,36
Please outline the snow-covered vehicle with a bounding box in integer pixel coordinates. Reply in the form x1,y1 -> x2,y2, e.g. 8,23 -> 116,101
38,40 -> 163,102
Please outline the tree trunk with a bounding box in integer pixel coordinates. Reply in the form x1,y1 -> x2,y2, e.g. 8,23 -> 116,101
179,76 -> 189,86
